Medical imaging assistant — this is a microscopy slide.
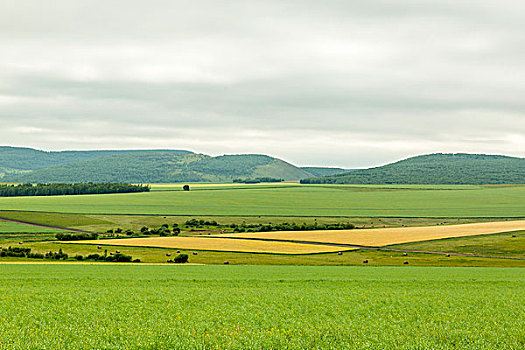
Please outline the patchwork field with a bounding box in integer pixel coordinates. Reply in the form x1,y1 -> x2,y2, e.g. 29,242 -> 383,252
76,236 -> 352,254
0,265 -> 524,349
0,184 -> 523,217
219,220 -> 525,247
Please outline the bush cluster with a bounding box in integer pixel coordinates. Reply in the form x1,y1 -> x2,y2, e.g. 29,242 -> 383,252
55,232 -> 98,241
230,222 -> 355,233
185,219 -> 218,227
83,253 -> 139,262
139,224 -> 180,236
233,177 -> 284,184
167,254 -> 189,263
0,246 -> 67,260
0,246 -> 139,263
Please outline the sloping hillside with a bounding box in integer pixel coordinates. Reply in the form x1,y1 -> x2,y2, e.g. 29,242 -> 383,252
301,153 -> 525,184
0,146 -> 192,171
300,167 -> 355,177
2,150 -> 312,183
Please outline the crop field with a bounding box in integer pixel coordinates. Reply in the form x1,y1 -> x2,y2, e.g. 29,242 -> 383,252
76,236 -> 353,254
0,184 -> 523,217
219,220 -> 525,247
0,265 -> 524,349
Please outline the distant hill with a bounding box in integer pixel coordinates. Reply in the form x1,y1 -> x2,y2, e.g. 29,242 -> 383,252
301,153 -> 525,185
0,147 -> 312,183
0,146 -> 192,170
300,167 -> 355,177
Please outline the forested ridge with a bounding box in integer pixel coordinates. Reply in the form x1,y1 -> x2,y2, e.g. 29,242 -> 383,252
301,153 -> 525,185
1,149 -> 313,183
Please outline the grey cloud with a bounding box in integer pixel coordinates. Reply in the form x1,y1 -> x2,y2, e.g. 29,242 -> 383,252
0,0 -> 524,167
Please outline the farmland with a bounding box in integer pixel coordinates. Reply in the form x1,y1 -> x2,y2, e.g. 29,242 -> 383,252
219,220 -> 525,246
0,265 -> 524,349
0,183 -> 524,266
76,236 -> 353,254
0,183 -> 523,217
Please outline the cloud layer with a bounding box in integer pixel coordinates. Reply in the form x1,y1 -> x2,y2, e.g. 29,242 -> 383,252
1,0 -> 524,167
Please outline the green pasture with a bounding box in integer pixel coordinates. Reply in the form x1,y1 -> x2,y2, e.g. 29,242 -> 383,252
393,230 -> 525,258
0,184 -> 523,217
0,265 -> 523,349
0,220 -> 67,234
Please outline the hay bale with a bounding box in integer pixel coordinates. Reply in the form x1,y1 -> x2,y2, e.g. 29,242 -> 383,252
403,252 -> 408,256
403,261 -> 409,265
363,260 -> 368,264
166,253 -> 171,256
338,252 -> 343,256
192,252 -> 198,255
224,261 -> 229,265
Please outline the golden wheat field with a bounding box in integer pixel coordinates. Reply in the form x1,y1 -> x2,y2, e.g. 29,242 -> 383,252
77,236 -> 354,254
218,220 -> 525,247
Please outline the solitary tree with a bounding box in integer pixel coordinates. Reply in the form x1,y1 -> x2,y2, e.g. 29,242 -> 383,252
183,185 -> 190,191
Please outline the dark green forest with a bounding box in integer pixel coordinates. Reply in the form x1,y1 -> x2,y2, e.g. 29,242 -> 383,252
0,183 -> 150,197
301,154 -> 525,185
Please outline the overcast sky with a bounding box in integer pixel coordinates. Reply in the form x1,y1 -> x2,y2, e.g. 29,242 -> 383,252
1,0 -> 524,168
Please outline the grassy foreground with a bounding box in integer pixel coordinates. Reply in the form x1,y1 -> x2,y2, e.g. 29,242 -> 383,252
0,265 -> 523,349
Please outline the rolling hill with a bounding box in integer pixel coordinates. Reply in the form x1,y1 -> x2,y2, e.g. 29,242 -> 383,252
300,153 -> 525,185
0,147 -> 313,183
0,146 -> 192,170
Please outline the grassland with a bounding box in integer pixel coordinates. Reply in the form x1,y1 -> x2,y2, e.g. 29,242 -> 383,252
0,184 -> 523,217
76,236 -> 353,254
219,220 -> 525,246
393,230 -> 525,258
0,265 -> 524,349
0,220 -> 68,233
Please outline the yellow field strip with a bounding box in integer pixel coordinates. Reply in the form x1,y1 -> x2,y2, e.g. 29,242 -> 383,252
76,236 -> 355,254
217,220 -> 525,247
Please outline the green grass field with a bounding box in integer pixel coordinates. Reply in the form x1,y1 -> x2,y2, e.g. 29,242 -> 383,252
0,184 -> 524,217
0,265 -> 523,349
0,220 -> 68,233
393,230 -> 525,258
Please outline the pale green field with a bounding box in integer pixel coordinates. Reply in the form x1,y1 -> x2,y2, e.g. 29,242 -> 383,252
0,220 -> 67,233
0,184 -> 523,217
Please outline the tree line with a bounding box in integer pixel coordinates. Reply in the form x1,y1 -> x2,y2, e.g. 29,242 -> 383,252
0,183 -> 150,197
